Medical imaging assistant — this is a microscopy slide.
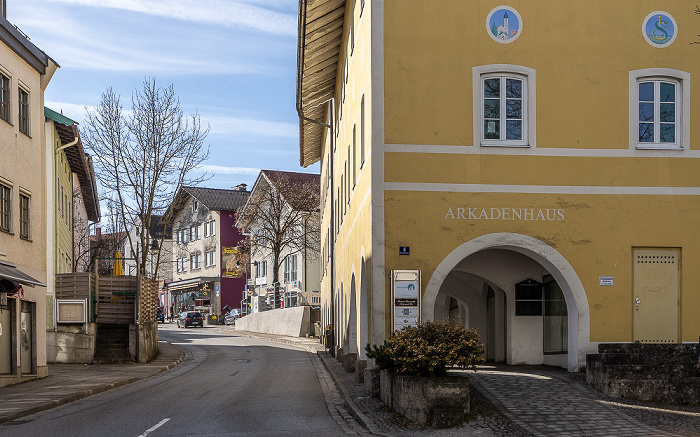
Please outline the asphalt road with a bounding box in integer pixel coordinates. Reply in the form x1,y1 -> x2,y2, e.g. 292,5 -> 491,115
0,326 -> 350,437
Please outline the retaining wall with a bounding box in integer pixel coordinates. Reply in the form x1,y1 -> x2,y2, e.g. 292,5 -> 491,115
235,306 -> 310,337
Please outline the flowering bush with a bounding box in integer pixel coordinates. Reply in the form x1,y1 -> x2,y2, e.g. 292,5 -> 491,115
366,321 -> 484,377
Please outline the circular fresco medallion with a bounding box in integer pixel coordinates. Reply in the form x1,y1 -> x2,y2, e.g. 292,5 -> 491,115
642,11 -> 677,48
486,6 -> 522,44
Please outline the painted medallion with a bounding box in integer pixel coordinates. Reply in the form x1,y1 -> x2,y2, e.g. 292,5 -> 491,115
643,11 -> 677,48
486,6 -> 522,44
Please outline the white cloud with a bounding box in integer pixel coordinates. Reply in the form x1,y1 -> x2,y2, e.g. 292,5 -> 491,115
44,0 -> 296,35
197,165 -> 261,175
203,115 -> 297,138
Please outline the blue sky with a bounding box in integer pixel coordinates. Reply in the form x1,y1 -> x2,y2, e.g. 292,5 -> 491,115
12,0 -> 317,191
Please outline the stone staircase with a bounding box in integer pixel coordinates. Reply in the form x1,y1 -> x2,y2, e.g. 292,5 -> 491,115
94,324 -> 132,364
586,343 -> 700,404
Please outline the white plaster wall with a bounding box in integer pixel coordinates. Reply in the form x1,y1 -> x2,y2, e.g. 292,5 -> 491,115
235,306 -> 311,337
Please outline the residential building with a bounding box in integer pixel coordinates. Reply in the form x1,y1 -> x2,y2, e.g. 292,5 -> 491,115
0,7 -> 59,385
297,1 -> 700,372
166,185 -> 249,321
44,107 -> 100,361
122,214 -> 173,314
237,170 -> 321,314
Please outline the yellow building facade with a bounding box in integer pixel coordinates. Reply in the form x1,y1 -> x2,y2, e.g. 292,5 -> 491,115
297,1 -> 700,370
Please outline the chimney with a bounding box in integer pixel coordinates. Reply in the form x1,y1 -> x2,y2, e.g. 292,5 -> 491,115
234,184 -> 247,192
95,227 -> 102,237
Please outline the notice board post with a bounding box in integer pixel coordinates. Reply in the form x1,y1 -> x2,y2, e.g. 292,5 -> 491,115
391,270 -> 421,332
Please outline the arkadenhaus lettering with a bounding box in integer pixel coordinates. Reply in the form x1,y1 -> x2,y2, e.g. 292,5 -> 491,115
445,207 -> 565,221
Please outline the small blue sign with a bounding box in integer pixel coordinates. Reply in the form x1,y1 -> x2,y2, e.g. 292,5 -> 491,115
399,246 -> 410,255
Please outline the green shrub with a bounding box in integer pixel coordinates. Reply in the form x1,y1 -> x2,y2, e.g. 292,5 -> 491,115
365,342 -> 395,370
367,321 -> 484,377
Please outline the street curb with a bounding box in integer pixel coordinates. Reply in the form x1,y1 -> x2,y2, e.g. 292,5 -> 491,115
0,345 -> 185,425
317,352 -> 391,437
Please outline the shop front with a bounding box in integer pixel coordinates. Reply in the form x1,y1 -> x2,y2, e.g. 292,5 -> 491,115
0,260 -> 45,385
166,277 -> 219,318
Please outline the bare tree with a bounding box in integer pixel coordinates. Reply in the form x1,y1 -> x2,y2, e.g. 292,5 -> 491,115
83,78 -> 209,279
237,172 -> 321,308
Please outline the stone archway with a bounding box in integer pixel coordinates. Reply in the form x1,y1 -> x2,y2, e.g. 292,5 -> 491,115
423,233 -> 590,371
348,274 -> 358,354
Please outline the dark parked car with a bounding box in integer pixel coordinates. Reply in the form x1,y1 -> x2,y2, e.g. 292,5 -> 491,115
224,310 -> 240,326
177,311 -> 204,328
157,308 -> 165,323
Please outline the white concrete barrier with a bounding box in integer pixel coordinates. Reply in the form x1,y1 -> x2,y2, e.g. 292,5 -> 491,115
234,306 -> 311,337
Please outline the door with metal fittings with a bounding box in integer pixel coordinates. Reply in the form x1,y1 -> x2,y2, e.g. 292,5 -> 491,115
633,248 -> 679,343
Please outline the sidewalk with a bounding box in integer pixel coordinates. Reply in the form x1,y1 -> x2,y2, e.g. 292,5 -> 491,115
0,340 -> 183,425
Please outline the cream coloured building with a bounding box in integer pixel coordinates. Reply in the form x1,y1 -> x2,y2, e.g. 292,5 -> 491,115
0,9 -> 58,385
297,1 -> 700,372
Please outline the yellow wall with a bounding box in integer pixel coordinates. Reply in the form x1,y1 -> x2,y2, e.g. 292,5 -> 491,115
320,0 -> 375,351
380,0 -> 700,344
384,0 -> 699,149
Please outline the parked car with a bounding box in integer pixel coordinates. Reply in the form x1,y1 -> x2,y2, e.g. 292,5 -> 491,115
177,311 -> 204,328
157,308 -> 165,323
224,310 -> 240,326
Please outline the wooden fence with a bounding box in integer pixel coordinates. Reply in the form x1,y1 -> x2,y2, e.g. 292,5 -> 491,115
55,273 -> 158,325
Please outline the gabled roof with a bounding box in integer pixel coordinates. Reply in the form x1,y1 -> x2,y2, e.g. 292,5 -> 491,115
46,107 -> 100,223
167,186 -> 251,220
296,0 -> 346,167
182,186 -> 250,211
260,170 -> 321,212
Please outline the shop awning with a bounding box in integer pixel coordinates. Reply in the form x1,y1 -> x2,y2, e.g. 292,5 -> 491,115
0,260 -> 45,287
166,277 -> 218,292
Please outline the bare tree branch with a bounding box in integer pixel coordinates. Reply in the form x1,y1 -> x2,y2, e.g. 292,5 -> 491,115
83,78 -> 210,279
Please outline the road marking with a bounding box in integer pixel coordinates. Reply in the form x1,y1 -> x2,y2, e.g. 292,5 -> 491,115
138,418 -> 170,437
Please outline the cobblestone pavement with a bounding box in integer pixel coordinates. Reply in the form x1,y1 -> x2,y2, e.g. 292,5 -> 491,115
465,365 -> 700,437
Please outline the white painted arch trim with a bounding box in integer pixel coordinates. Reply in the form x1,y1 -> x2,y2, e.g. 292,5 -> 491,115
422,232 -> 591,371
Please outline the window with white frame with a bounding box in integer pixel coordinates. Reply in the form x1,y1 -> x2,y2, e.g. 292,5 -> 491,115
638,80 -> 677,145
176,258 -> 181,272
205,250 -> 216,267
473,65 -> 536,148
256,260 -> 267,278
181,257 -> 187,272
284,254 -> 298,283
482,76 -> 525,144
204,220 -> 215,237
192,200 -> 198,213
190,253 -> 201,270
630,69 -> 689,150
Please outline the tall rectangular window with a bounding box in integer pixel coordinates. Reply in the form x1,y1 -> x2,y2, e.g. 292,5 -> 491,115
483,76 -> 524,143
360,96 -> 365,166
638,80 -> 677,145
352,125 -> 357,186
0,183 -> 9,232
19,193 -> 29,239
284,255 -> 298,283
0,72 -> 9,123
18,87 -> 29,136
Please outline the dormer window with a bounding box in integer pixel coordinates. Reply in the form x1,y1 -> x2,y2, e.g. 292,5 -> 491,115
192,200 -> 198,213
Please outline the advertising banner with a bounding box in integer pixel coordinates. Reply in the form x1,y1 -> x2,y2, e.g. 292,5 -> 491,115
222,246 -> 246,278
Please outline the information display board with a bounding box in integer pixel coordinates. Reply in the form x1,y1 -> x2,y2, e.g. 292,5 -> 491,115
391,270 -> 421,331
